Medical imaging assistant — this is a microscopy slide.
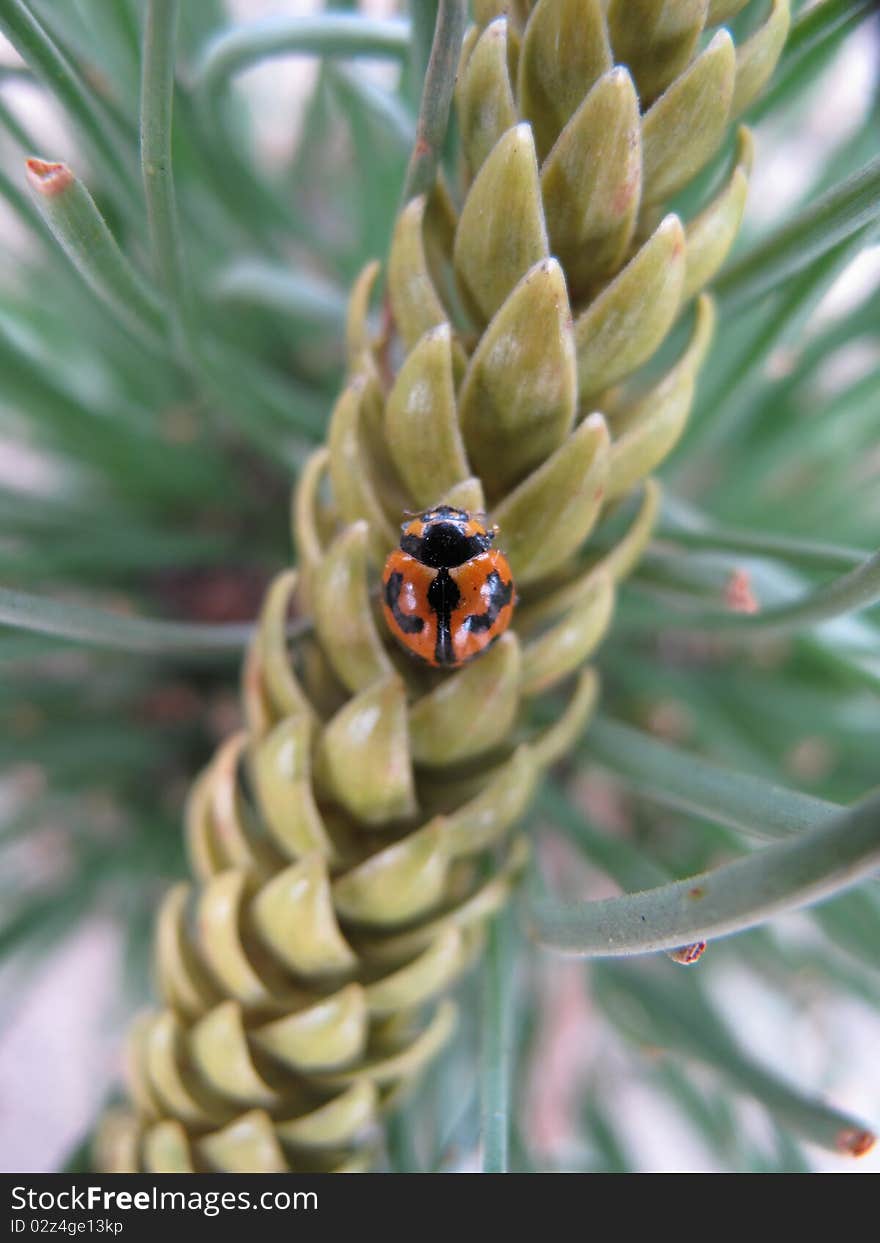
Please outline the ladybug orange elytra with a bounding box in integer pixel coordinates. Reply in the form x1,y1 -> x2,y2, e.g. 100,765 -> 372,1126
381,505 -> 516,669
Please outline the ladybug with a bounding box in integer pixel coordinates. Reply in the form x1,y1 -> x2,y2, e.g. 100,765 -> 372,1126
381,505 -> 516,669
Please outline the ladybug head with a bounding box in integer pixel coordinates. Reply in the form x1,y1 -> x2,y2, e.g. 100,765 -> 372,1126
400,505 -> 493,568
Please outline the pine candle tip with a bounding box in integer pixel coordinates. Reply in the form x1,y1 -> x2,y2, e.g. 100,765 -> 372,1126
25,158 -> 73,197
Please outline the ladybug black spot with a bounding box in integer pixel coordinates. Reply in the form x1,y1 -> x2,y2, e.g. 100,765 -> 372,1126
464,570 -> 513,633
427,569 -> 461,665
384,571 -> 424,634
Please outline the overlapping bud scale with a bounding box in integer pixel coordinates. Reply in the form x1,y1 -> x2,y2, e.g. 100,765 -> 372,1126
99,0 -> 789,1173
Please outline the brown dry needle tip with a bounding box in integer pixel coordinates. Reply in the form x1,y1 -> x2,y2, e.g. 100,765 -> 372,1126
725,568 -> 759,614
836,1127 -> 876,1158
25,158 -> 74,197
668,941 -> 707,965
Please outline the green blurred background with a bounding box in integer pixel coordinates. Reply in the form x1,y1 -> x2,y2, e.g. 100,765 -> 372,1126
0,0 -> 878,1173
